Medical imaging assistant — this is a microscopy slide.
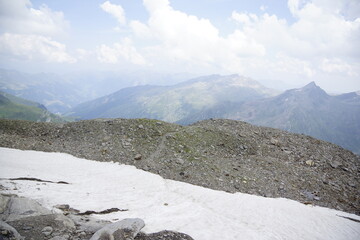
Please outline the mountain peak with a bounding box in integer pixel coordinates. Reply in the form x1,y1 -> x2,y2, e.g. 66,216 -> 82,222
303,81 -> 318,89
296,81 -> 328,96
280,81 -> 329,101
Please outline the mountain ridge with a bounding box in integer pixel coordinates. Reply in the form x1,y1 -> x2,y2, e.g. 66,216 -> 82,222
67,74 -> 277,122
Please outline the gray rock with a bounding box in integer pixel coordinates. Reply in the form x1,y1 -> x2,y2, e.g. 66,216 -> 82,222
55,214 -> 75,230
302,191 -> 320,201
330,161 -> 342,169
42,226 -> 53,236
134,154 -> 142,160
305,160 -> 315,166
90,218 -> 145,240
135,230 -> 194,240
54,204 -> 70,211
2,195 -> 52,221
8,214 -> 75,240
175,158 -> 185,165
348,182 -> 356,188
68,214 -> 109,234
0,194 -> 10,215
49,237 -> 68,240
0,220 -> 24,240
270,138 -> 279,146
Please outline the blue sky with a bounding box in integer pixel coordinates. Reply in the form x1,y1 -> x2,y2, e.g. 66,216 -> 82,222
0,0 -> 359,92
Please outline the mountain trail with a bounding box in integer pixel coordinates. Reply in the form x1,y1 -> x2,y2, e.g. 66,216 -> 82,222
144,132 -> 176,163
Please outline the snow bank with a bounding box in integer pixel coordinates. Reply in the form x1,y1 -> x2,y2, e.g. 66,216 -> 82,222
0,147 -> 359,240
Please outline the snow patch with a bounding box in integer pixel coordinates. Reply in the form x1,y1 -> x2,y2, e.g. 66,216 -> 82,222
0,147 -> 359,240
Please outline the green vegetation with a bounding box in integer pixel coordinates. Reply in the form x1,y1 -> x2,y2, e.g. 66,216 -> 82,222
0,91 -> 66,123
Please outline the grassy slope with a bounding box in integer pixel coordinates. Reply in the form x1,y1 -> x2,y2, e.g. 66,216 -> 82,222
0,92 -> 66,122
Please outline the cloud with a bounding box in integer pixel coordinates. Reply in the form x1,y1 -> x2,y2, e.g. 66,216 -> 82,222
100,1 -> 126,25
76,48 -> 92,61
260,5 -> 268,12
130,20 -> 153,39
320,58 -> 357,76
129,0 -> 358,78
128,0 -> 266,74
96,38 -> 146,65
0,33 -> 76,63
288,0 -> 360,58
0,0 -> 68,37
0,0 -> 76,64
229,0 -> 360,79
273,53 -> 315,78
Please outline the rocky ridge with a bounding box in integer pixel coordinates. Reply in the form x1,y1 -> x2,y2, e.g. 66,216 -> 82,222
0,118 -> 359,216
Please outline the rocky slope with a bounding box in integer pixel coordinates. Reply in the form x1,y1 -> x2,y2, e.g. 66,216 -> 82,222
0,118 -> 359,216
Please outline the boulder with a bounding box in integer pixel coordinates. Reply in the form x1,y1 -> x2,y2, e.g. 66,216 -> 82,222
329,161 -> 342,169
90,218 -> 145,240
0,220 -> 24,240
1,195 -> 52,221
0,195 -> 10,215
8,214 -> 76,240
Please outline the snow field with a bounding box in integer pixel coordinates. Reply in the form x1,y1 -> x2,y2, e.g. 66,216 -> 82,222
0,147 -> 359,240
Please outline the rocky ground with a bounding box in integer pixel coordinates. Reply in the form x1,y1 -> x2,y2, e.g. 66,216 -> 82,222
0,118 -> 359,217
0,193 -> 193,240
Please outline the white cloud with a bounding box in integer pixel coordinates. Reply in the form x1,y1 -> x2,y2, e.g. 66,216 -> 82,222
260,5 -> 268,12
231,11 -> 251,25
0,0 -> 76,64
131,0 -> 267,74
130,20 -> 153,39
0,33 -> 76,63
273,53 -> 315,77
228,0 -> 360,80
100,1 -> 126,25
76,48 -> 92,61
320,58 -> 357,76
223,30 -> 265,57
0,0 -> 68,37
96,38 -> 146,65
134,0 -> 358,81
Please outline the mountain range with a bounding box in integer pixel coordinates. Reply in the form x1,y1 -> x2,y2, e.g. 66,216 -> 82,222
0,69 -> 193,114
1,68 -> 359,154
67,77 -> 360,154
67,74 -> 277,122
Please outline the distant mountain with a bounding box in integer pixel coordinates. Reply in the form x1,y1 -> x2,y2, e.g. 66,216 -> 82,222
0,91 -> 65,122
0,69 -> 84,114
68,74 -> 278,122
0,69 -> 194,114
182,82 -> 360,154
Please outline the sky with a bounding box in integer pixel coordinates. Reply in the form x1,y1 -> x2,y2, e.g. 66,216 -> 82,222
0,0 -> 359,92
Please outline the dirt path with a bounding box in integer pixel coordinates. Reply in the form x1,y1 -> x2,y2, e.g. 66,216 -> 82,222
145,132 -> 174,162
